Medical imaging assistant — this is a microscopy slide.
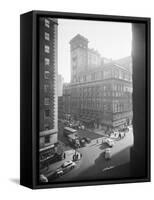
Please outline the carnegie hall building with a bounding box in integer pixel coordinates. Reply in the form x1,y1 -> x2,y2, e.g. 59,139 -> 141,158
63,34 -> 133,131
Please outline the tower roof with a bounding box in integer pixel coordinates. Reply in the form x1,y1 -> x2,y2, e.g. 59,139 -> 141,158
69,34 -> 89,44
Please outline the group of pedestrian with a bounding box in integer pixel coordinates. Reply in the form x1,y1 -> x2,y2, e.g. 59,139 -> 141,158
72,153 -> 82,161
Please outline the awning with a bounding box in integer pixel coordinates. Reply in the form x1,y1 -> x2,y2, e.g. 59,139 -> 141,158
80,117 -> 95,123
39,144 -> 54,153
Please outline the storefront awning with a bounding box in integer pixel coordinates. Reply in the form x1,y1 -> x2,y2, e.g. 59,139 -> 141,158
80,117 -> 95,123
39,144 -> 54,153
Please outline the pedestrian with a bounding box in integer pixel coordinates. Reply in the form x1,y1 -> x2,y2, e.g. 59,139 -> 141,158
63,152 -> 66,159
46,162 -> 49,171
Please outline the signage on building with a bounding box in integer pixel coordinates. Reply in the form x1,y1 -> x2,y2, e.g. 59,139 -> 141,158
113,119 -> 126,127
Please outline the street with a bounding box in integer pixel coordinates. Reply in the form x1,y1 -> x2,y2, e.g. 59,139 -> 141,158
46,125 -> 134,182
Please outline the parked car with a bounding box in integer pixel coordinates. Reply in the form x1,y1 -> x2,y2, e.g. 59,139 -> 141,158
55,161 -> 76,177
103,138 -> 115,147
40,174 -> 48,183
55,168 -> 63,177
83,137 -> 91,144
110,131 -> 119,139
79,138 -> 86,147
104,148 -> 112,160
120,127 -> 129,133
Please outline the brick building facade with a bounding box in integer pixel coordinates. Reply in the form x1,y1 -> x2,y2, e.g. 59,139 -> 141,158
63,34 -> 133,130
39,17 -> 58,167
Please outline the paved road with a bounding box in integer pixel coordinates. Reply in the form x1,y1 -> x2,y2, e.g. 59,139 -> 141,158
48,127 -> 134,182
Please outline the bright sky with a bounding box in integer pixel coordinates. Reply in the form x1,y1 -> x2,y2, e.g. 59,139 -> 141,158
58,19 -> 132,83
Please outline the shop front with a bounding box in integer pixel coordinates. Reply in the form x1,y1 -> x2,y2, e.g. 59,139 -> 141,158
39,144 -> 56,169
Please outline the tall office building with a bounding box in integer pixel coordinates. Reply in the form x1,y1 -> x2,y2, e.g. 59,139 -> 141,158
39,17 -> 58,168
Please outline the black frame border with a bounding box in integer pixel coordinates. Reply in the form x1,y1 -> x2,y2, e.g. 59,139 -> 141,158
21,10 -> 151,189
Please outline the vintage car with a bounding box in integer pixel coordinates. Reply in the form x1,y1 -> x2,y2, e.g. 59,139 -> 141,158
55,161 -> 76,177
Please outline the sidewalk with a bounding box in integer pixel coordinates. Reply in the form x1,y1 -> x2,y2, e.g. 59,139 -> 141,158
40,149 -> 77,177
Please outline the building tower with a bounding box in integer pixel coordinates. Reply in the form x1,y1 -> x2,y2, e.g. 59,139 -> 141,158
69,34 -> 88,83
39,17 -> 58,169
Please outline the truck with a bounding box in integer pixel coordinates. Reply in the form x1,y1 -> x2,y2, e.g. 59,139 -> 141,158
63,127 -> 78,137
63,127 -> 80,148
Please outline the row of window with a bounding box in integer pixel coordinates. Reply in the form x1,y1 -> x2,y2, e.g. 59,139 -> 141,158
113,103 -> 131,113
70,89 -> 132,98
45,32 -> 50,40
45,18 -> 50,28
44,97 -> 50,105
44,45 -> 50,53
45,57 -> 50,65
73,68 -> 132,83
43,19 -> 51,130
70,101 -> 131,113
44,18 -> 51,85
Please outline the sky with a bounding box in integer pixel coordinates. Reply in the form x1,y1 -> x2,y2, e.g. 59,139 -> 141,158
58,19 -> 132,83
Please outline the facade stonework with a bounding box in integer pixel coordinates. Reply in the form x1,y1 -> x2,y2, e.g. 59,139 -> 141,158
63,34 -> 133,130
39,18 -> 58,165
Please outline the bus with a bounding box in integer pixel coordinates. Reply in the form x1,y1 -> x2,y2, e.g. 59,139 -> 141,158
67,134 -> 80,148
63,127 -> 80,148
63,127 -> 78,137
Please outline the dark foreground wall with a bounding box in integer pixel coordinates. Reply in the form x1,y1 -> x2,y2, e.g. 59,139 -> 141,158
131,23 -> 150,179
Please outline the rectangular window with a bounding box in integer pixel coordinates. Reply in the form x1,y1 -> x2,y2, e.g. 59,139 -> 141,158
45,18 -> 50,28
44,71 -> 50,79
44,45 -> 50,53
91,73 -> 95,80
44,58 -> 50,65
44,109 -> 50,117
44,84 -> 49,93
44,124 -> 50,130
45,135 -> 50,143
44,97 -> 50,105
45,32 -> 50,40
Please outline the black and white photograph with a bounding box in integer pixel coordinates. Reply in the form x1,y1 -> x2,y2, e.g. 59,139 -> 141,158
0,0 -> 153,197
39,17 -> 135,184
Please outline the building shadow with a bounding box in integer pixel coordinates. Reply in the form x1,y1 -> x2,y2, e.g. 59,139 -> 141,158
69,148 -> 131,182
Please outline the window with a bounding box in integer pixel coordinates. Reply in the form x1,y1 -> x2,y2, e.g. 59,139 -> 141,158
91,73 -> 95,81
44,97 -> 50,105
45,18 -> 50,28
44,71 -> 50,79
44,109 -> 50,117
44,124 -> 50,130
101,71 -> 104,79
45,32 -> 50,40
104,104 -> 107,111
44,45 -> 50,53
44,84 -> 49,93
44,58 -> 50,65
45,135 -> 50,143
